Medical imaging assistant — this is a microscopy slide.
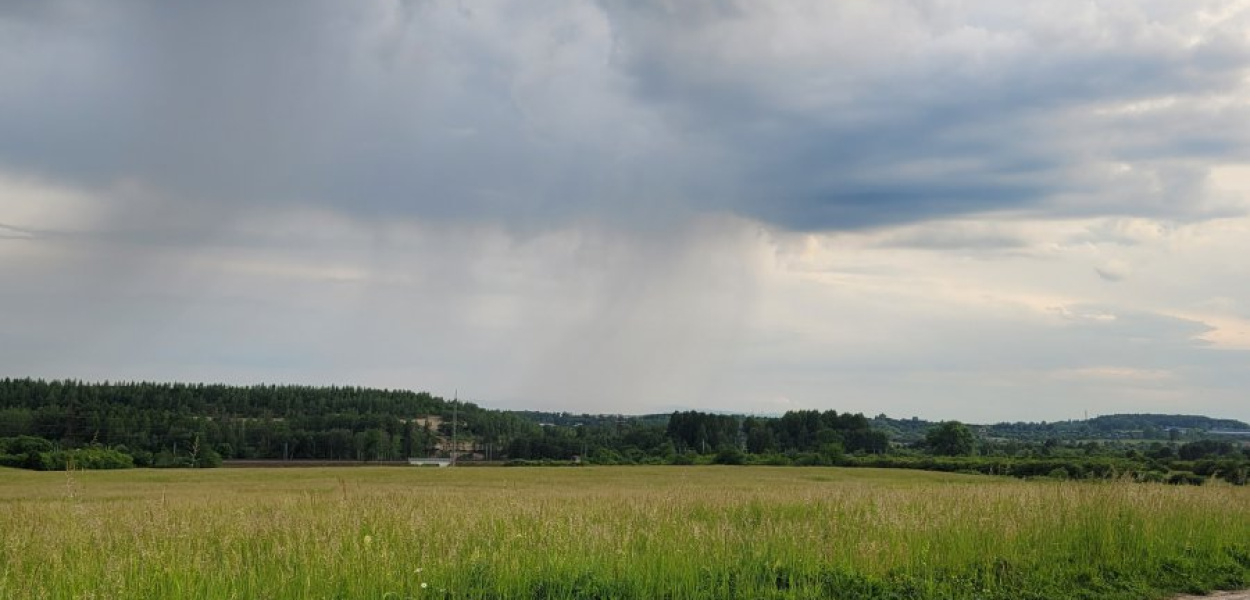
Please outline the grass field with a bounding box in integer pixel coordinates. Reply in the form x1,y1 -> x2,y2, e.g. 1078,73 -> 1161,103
1,466 -> 1247,599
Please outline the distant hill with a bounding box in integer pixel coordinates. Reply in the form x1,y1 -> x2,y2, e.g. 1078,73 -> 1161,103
978,413 -> 1250,442
1085,414 -> 1249,432
870,413 -> 1250,443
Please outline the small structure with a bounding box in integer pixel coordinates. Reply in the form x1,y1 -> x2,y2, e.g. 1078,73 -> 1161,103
407,458 -> 452,467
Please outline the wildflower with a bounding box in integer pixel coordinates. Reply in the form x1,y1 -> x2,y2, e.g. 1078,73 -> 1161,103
421,582 -> 428,589
363,535 -> 373,547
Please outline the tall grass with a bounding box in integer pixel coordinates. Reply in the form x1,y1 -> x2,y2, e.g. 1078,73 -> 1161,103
0,466 -> 1246,599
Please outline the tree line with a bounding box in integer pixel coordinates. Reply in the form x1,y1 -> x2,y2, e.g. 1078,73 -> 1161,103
0,378 -> 539,466
0,379 -> 891,468
1,378 -> 1246,486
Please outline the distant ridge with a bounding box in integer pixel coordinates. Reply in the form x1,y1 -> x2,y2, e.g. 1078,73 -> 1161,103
1082,413 -> 1250,431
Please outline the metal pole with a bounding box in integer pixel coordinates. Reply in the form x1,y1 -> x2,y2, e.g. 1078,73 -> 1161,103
457,390 -> 462,470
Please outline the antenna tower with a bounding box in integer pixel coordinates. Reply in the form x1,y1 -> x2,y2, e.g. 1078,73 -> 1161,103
451,390 -> 458,466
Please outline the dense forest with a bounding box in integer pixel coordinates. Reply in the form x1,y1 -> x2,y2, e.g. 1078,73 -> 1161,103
1,378 -> 1246,485
0,379 -> 885,467
0,378 -> 536,466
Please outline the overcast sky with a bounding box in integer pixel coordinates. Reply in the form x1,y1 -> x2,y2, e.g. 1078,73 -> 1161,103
4,1 -> 1250,423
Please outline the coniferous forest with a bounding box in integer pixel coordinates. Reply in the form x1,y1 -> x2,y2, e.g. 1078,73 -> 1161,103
1,377 -> 1246,485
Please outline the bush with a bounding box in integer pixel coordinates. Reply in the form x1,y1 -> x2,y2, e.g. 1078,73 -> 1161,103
23,451 -> 52,471
131,450 -> 154,467
194,448 -> 223,468
49,448 -> 134,470
588,448 -> 625,465
1137,470 -> 1167,483
713,446 -> 746,465
668,452 -> 697,465
755,453 -> 792,466
153,451 -> 193,468
1220,467 -> 1248,486
820,442 -> 846,464
1179,440 -> 1236,461
0,436 -> 54,455
0,447 -> 135,471
1166,472 -> 1206,486
793,452 -> 830,467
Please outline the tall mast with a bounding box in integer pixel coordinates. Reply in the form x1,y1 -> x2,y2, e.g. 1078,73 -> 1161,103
457,392 -> 462,467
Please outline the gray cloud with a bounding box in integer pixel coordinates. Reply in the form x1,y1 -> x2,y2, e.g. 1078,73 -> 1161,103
5,1 -> 1250,422
600,1 -> 1250,228
3,1 -> 1250,232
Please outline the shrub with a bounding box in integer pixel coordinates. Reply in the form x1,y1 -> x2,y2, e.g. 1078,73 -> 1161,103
0,436 -> 54,455
48,448 -> 134,470
712,446 -> 746,465
757,453 -> 792,466
23,451 -> 52,471
1137,470 -> 1167,483
153,451 -> 193,468
131,450 -> 154,467
1166,472 -> 1206,486
194,448 -> 223,468
793,452 -> 830,467
668,452 -> 697,465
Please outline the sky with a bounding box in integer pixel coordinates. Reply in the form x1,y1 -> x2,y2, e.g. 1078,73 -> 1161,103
3,1 -> 1250,424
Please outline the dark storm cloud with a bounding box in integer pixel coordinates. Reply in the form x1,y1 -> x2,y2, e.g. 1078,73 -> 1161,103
3,1 -> 1250,231
599,1 -> 1250,228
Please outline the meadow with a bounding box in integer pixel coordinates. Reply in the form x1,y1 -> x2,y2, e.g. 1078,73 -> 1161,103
0,466 -> 1247,600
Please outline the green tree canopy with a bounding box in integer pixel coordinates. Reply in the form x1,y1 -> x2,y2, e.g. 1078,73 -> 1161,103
926,421 -> 974,456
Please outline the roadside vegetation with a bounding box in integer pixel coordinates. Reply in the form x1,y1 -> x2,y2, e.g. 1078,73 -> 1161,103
0,466 -> 1246,600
